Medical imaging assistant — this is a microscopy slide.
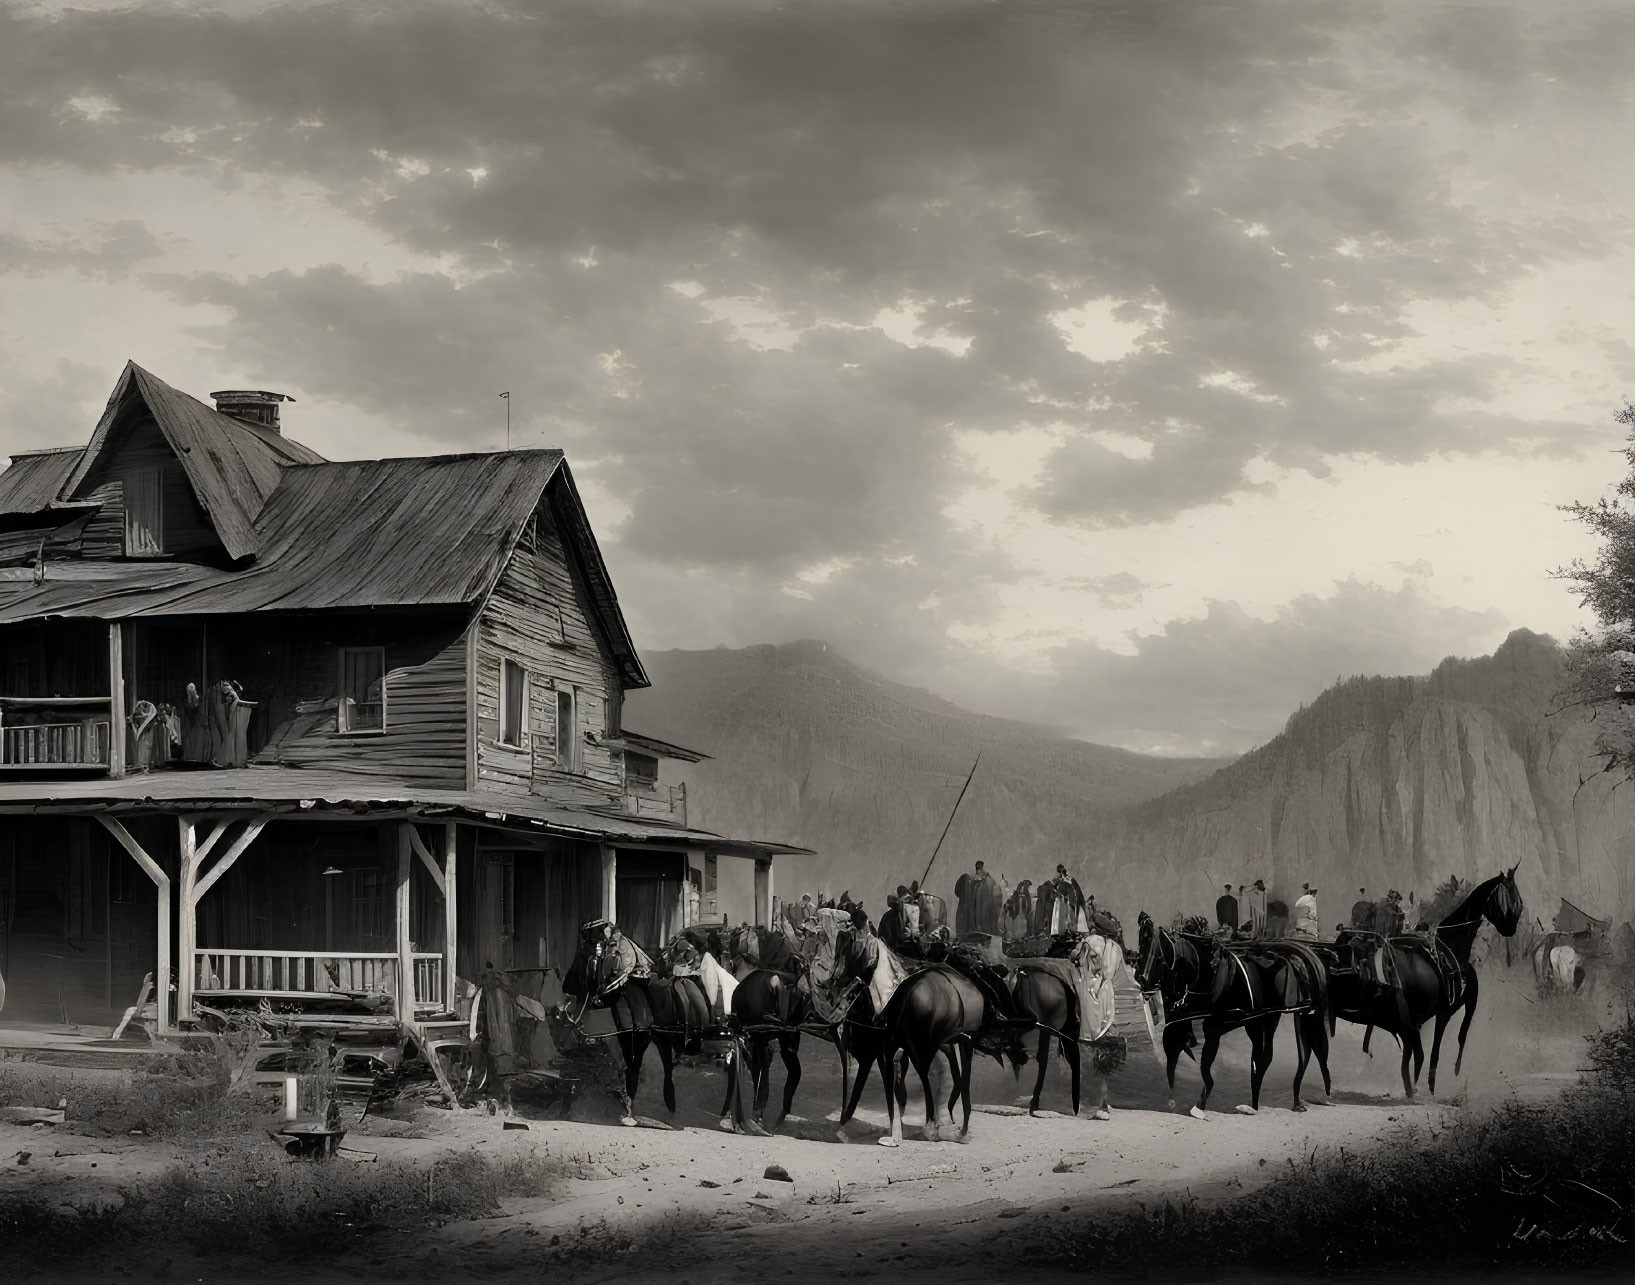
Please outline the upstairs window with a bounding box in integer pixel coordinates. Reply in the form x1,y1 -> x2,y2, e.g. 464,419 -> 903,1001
555,686 -> 580,772
499,659 -> 528,747
124,468 -> 163,556
626,752 -> 658,794
337,647 -> 386,733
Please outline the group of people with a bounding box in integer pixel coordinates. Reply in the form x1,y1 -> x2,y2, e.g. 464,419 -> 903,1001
1205,879 -> 1419,942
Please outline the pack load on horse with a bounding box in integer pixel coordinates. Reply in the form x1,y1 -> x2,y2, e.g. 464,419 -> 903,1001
1307,867 -> 1522,1098
811,914 -> 1032,1147
1006,927 -> 1133,1117
1532,897 -> 1606,995
559,919 -> 716,1124
1135,911 -> 1331,1117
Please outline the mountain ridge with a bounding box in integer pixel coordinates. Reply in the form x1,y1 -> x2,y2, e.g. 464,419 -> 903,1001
626,631 -> 1634,935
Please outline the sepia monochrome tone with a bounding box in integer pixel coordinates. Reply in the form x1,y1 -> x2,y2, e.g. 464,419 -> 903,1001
4,2 -> 1635,1283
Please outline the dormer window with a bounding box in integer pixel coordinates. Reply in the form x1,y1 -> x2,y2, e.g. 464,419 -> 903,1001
337,647 -> 386,733
124,468 -> 163,556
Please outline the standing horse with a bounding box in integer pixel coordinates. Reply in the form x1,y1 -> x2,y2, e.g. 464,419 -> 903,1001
1009,931 -> 1131,1118
1315,867 -> 1521,1098
821,926 -> 1028,1146
1135,913 -> 1328,1116
560,921 -> 713,1124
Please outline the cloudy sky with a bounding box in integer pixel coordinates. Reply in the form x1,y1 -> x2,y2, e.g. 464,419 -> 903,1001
3,0 -> 1632,756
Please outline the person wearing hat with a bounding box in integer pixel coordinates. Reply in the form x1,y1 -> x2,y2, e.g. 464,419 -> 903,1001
1215,883 -> 1240,933
1040,863 -> 1087,936
879,886 -> 910,949
1294,882 -> 1320,937
1350,887 -> 1376,933
1246,879 -> 1268,938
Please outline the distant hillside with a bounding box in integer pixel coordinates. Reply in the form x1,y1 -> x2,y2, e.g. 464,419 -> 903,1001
1092,628 -> 1635,933
627,632 -> 1635,936
623,640 -> 1230,909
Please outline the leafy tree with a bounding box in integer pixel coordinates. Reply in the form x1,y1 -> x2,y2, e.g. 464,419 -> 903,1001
1557,400 -> 1635,777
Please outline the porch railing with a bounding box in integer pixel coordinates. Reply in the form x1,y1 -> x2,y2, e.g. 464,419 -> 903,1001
0,698 -> 112,768
193,950 -> 444,1008
625,781 -> 687,827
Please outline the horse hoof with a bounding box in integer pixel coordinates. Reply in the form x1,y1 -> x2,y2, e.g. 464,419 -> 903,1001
1166,1099 -> 1176,1112
1188,1106 -> 1208,1120
620,1116 -> 638,1127
718,1117 -> 734,1133
1093,1108 -> 1111,1122
835,1129 -> 850,1145
1234,1105 -> 1257,1116
1292,1102 -> 1307,1114
877,1137 -> 900,1148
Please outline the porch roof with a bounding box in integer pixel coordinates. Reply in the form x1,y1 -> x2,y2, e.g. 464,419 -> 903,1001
0,766 -> 810,860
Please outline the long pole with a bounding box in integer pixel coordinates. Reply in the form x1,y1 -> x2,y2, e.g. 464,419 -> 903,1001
499,391 -> 510,449
920,749 -> 982,888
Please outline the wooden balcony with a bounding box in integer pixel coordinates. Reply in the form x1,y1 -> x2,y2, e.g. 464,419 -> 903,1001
0,697 -> 112,770
625,780 -> 687,827
193,949 -> 445,1010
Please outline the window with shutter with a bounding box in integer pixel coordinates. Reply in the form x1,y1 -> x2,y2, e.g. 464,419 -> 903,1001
337,647 -> 387,732
499,659 -> 527,746
124,468 -> 163,555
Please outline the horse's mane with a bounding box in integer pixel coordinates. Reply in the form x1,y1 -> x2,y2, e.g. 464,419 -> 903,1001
1437,870 -> 1517,931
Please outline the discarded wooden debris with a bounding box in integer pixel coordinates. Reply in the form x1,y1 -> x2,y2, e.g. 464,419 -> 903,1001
0,1108 -> 66,1126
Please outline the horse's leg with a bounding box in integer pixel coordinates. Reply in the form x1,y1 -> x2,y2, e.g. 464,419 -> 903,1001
1426,1008 -> 1453,1098
1069,1036 -> 1088,1118
1309,1015 -> 1332,1102
837,1042 -> 874,1140
878,1046 -> 904,1148
1028,1028 -> 1050,1114
1452,968 -> 1479,1079
656,1035 -> 677,1115
718,1038 -> 737,1131
773,1032 -> 801,1128
1237,1019 -> 1268,1115
1399,1026 -> 1419,1099
620,1031 -> 646,1125
943,1046 -> 961,1125
751,1034 -> 771,1122
1192,1026 -> 1221,1117
957,1038 -> 975,1138
1362,1024 -> 1374,1057
914,1043 -> 941,1143
1290,1015 -> 1310,1113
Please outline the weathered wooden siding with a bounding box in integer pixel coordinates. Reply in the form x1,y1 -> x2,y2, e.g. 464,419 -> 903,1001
474,500 -> 625,798
220,613 -> 470,787
75,416 -> 221,559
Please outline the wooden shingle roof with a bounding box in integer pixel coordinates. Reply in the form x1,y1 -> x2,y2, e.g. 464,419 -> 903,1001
59,361 -> 324,559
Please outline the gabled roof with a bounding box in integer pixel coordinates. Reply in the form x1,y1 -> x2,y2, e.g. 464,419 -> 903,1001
60,362 -> 324,560
0,448 -> 85,518
143,450 -> 567,613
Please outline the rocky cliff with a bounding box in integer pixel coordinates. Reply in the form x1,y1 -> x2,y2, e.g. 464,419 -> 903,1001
1097,628 -> 1635,934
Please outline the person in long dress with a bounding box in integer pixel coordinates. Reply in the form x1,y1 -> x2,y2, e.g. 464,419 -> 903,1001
1247,879 -> 1268,937
954,861 -> 1003,936
1040,865 -> 1086,936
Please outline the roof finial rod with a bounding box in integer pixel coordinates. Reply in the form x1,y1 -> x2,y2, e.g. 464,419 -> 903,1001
499,391 -> 510,450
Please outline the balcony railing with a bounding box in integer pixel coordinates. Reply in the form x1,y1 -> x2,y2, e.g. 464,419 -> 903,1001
625,781 -> 687,827
193,950 -> 444,1008
0,697 -> 111,769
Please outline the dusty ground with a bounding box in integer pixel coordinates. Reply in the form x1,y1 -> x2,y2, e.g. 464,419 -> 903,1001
0,966 -> 1610,1284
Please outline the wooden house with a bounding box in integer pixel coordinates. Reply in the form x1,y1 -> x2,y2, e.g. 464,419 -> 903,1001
0,363 -> 804,1040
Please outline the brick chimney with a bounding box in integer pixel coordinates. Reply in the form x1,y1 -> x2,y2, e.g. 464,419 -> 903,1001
210,389 -> 293,433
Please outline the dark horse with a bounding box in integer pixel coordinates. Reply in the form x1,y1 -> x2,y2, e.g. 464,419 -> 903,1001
1135,913 -> 1329,1116
718,963 -> 811,1132
561,922 -> 714,1124
824,927 -> 1028,1146
1314,866 -> 1521,1098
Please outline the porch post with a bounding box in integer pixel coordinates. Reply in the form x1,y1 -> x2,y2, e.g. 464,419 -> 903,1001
599,843 -> 617,924
753,858 -> 772,928
443,821 -> 458,1013
176,817 -> 197,1024
107,623 -> 125,779
95,816 -> 172,1035
395,822 -> 414,1025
